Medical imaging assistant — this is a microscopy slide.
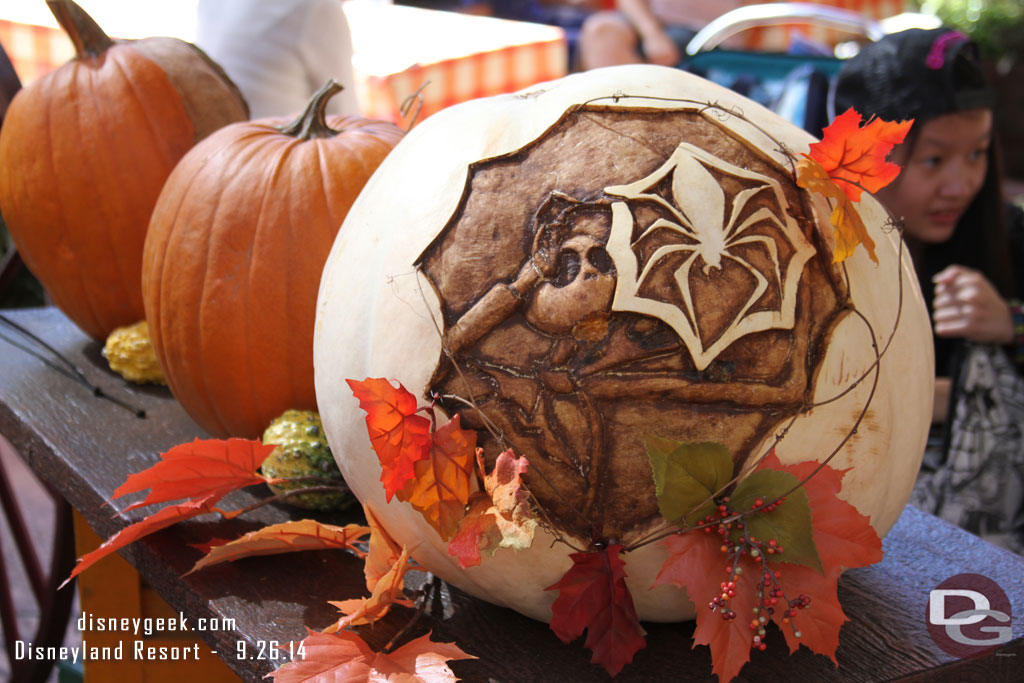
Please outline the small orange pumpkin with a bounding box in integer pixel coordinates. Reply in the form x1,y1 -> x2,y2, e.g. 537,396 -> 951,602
0,0 -> 248,341
142,81 -> 403,438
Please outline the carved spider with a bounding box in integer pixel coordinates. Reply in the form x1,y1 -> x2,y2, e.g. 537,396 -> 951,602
604,141 -> 815,371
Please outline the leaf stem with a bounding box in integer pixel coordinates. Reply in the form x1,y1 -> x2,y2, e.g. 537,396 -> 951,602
382,573 -> 439,653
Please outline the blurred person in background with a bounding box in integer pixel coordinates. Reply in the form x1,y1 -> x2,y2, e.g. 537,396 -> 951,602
196,0 -> 359,119
835,27 -> 1024,552
577,0 -> 743,70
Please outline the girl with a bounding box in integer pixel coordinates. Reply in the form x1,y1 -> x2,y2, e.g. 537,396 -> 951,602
834,28 -> 1024,551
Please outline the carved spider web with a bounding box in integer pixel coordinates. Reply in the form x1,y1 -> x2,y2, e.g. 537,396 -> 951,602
604,142 -> 815,371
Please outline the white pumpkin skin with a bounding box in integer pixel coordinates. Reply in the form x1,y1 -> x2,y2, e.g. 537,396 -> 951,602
313,65 -> 933,623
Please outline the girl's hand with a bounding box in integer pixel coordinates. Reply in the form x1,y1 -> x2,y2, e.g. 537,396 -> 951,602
932,265 -> 1014,344
640,30 -> 681,66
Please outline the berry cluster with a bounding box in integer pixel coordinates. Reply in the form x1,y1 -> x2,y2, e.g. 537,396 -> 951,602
701,495 -> 811,651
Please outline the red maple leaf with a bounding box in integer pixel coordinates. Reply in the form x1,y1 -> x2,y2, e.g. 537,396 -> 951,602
806,108 -> 913,203
348,377 -> 432,501
546,545 -> 647,677
112,438 -> 275,513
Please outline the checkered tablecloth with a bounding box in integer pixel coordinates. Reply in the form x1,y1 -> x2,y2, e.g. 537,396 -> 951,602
0,18 -> 74,86
0,0 -> 909,122
344,2 -> 568,125
0,4 -> 567,127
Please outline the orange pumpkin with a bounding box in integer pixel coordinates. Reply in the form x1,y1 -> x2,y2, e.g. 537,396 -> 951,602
0,0 -> 248,341
142,81 -> 404,438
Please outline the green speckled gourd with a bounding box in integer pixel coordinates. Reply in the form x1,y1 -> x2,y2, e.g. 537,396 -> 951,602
261,410 -> 353,511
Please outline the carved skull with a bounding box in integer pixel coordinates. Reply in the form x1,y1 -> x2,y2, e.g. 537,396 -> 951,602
525,233 -> 616,335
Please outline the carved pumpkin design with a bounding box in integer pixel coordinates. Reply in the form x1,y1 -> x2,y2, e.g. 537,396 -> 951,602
143,82 -> 403,438
417,104 -> 840,545
0,0 -> 248,340
314,66 -> 933,623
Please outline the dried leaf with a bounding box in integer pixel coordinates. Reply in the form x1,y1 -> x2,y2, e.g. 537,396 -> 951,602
348,378 -> 433,501
448,449 -> 536,568
112,438 -> 275,513
185,520 -> 371,575
807,108 -> 913,202
326,547 -> 414,631
646,438 -> 732,525
546,545 -> 646,677
447,493 -> 501,569
797,157 -> 876,264
397,415 -> 477,541
62,495 -> 220,588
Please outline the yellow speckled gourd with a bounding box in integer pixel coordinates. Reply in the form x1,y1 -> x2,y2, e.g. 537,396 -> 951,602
261,410 -> 353,511
102,321 -> 166,385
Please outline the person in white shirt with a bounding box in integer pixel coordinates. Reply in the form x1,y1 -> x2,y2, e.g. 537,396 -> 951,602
196,0 -> 359,119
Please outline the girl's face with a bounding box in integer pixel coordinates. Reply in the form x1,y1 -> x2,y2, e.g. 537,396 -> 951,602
877,108 -> 992,244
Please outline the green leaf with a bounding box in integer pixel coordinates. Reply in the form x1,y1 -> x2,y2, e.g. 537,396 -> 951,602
730,469 -> 821,573
646,437 -> 733,526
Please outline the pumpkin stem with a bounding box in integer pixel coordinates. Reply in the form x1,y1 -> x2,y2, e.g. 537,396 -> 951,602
47,0 -> 114,58
277,80 -> 344,140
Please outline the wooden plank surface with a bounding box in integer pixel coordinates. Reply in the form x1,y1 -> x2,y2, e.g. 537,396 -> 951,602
1,306 -> 1022,682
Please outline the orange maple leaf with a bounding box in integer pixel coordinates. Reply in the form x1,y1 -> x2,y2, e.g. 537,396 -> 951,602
63,438 -> 277,587
349,378 -> 433,501
397,415 -> 477,541
654,531 -> 761,683
756,452 -> 882,661
448,449 -> 536,568
268,630 -> 474,683
62,495 -> 220,588
112,438 -> 276,513
546,545 -> 647,677
363,505 -> 408,591
368,632 -> 476,681
797,157 -> 876,264
185,520 -> 371,575
326,546 -> 414,631
654,452 -> 883,681
807,108 -> 913,203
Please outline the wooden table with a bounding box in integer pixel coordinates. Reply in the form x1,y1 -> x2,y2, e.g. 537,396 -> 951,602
1,306 -> 1022,682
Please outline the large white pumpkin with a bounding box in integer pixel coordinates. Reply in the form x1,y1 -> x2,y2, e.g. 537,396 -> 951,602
313,65 -> 933,623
